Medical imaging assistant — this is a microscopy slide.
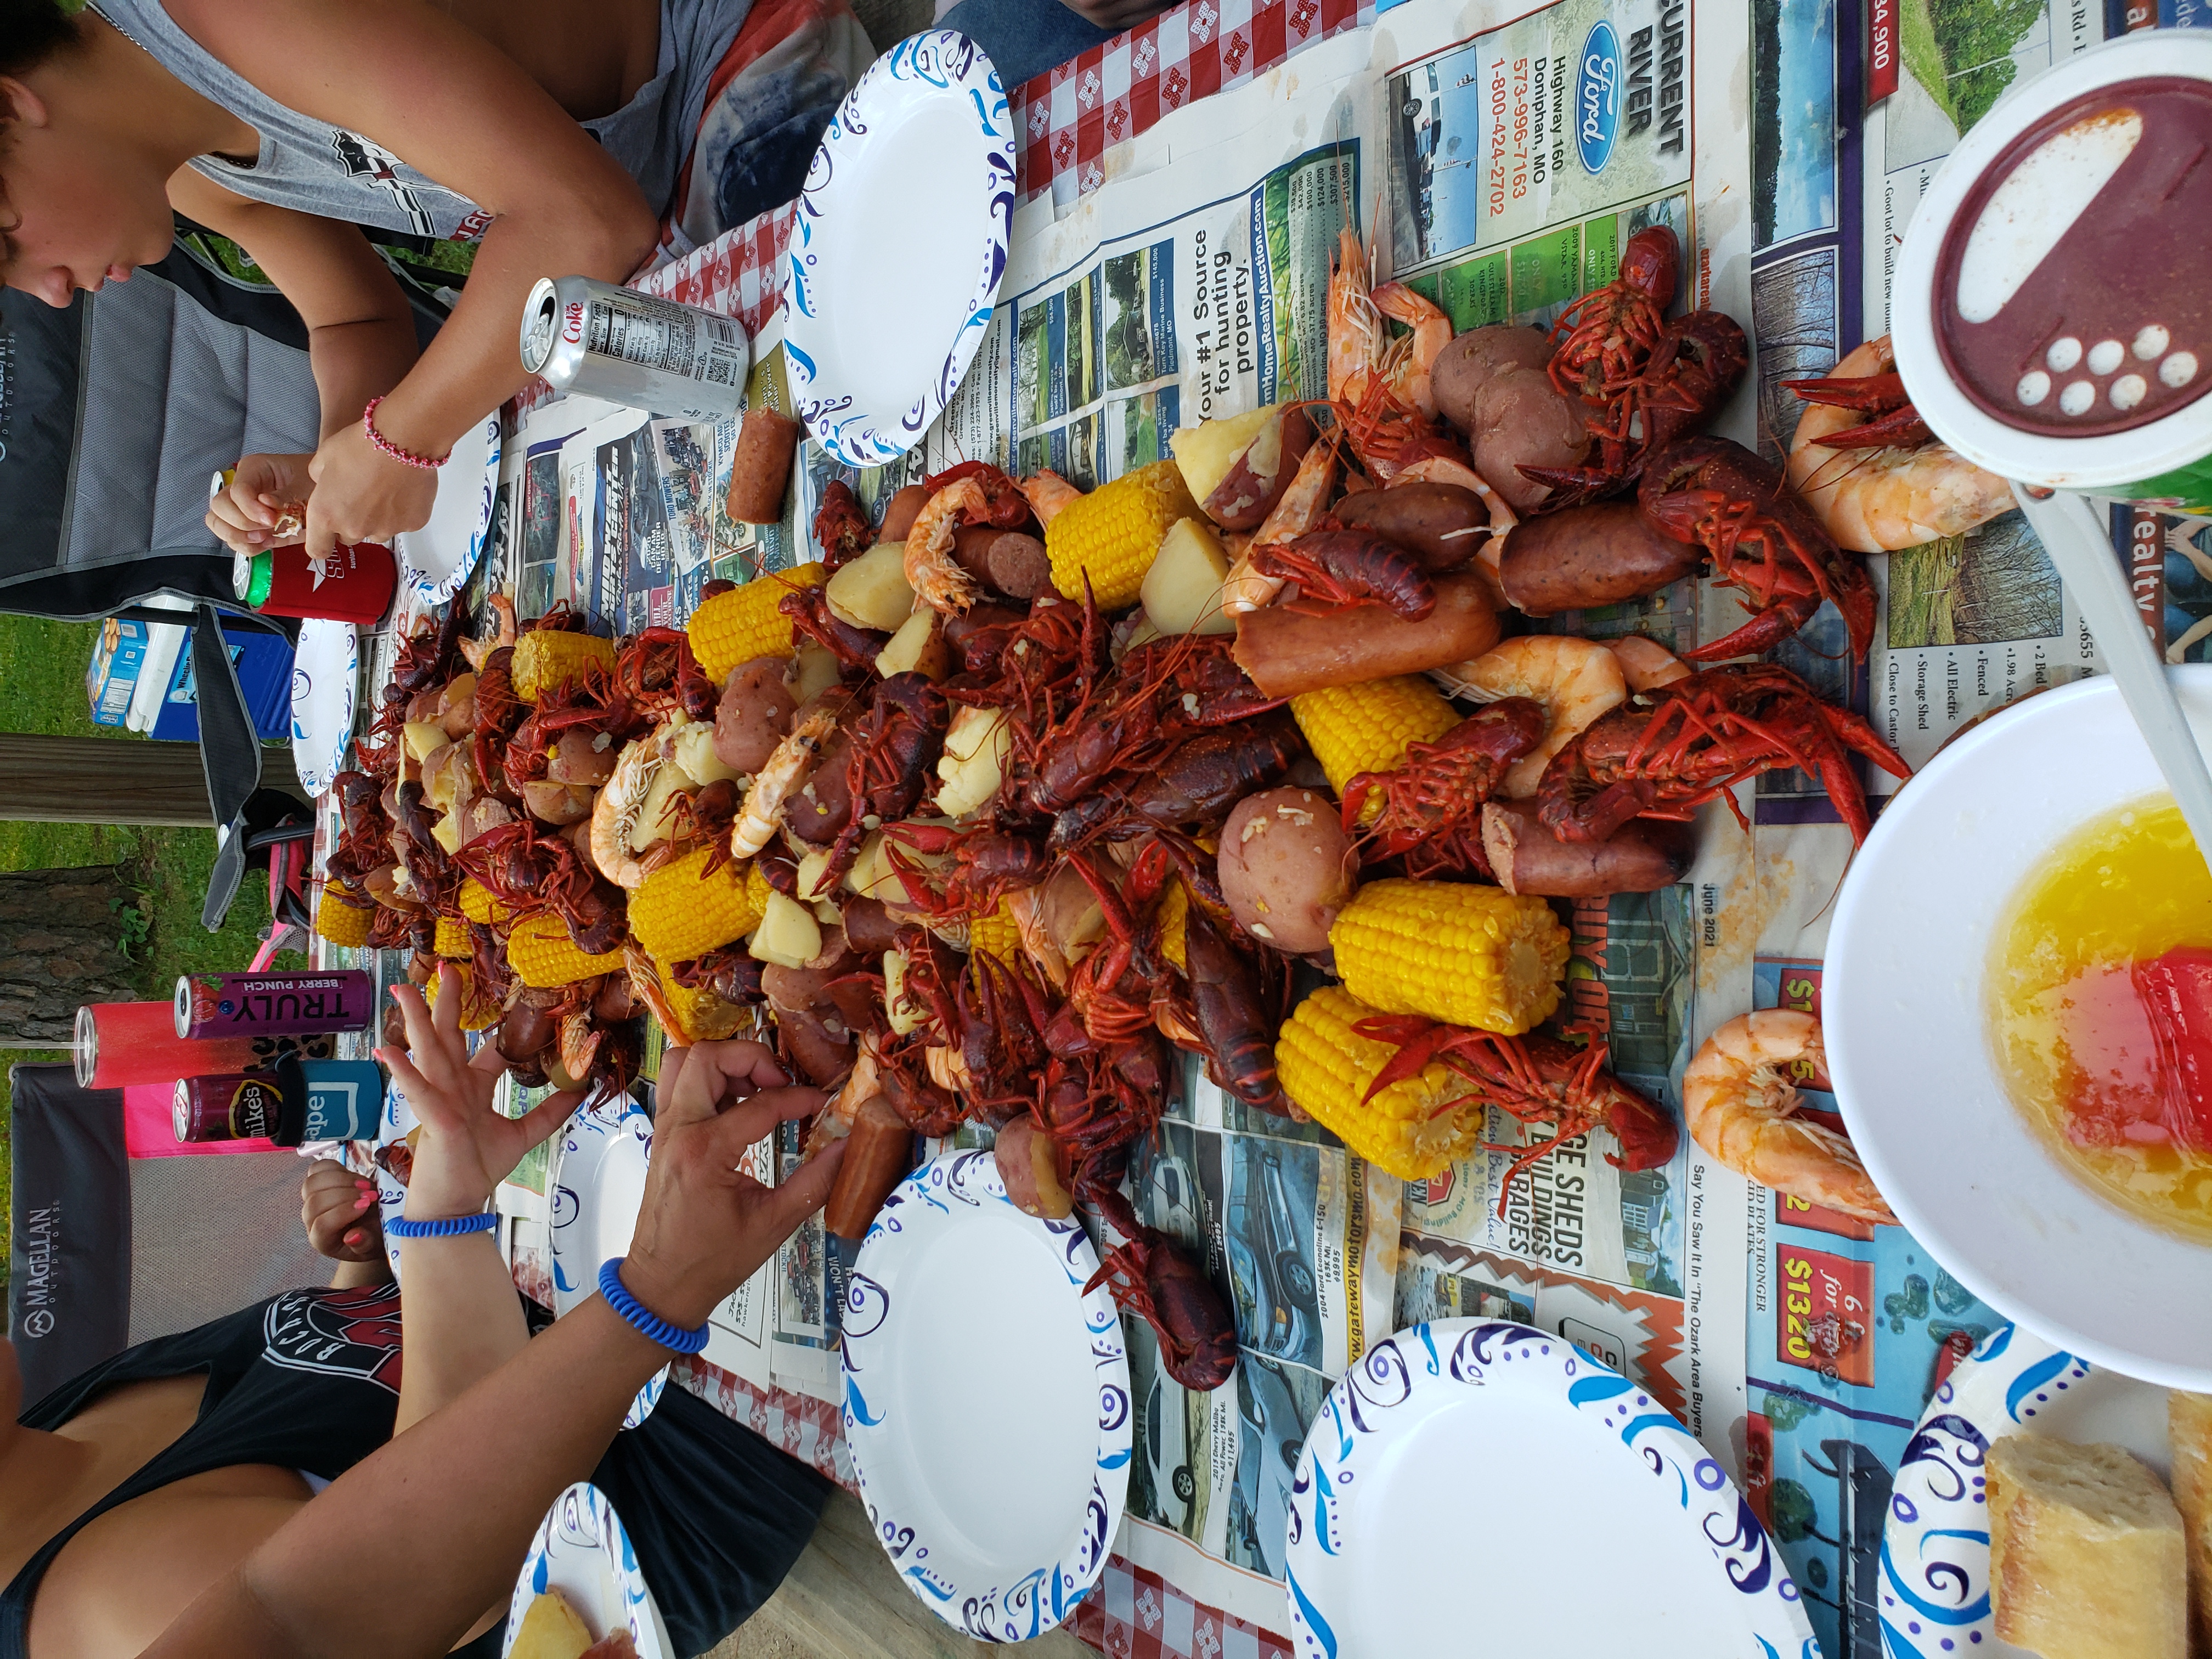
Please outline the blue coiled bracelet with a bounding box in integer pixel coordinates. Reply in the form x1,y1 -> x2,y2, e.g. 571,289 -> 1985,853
598,1258 -> 710,1355
385,1210 -> 499,1238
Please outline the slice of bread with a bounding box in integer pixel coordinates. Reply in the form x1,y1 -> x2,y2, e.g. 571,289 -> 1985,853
510,1589 -> 594,1659
1989,1434 -> 2187,1659
2171,1391 -> 2212,1658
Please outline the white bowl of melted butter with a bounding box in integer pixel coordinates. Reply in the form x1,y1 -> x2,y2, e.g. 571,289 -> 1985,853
1828,666 -> 2212,1390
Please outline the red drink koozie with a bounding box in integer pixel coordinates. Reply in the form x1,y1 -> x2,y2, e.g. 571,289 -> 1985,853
235,542 -> 396,624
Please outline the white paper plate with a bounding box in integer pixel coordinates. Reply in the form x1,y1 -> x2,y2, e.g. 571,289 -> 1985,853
1880,1323 -> 2172,1659
501,1481 -> 672,1659
1285,1320 -> 1816,1658
841,1149 -> 1129,1640
783,31 -> 1015,466
395,410 -> 501,604
372,1067 -> 417,1286
1828,667 -> 2212,1389
551,1098 -> 667,1428
290,618 -> 357,796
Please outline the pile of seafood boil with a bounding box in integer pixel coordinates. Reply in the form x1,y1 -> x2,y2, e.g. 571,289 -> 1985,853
324,225 -> 1931,1389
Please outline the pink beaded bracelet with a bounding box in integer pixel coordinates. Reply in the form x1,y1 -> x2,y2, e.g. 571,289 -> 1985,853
362,396 -> 449,470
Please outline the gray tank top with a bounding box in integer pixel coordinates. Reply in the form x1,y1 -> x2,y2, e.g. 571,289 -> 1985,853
91,0 -> 751,239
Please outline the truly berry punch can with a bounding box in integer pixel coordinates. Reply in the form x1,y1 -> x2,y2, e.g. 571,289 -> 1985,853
173,971 -> 374,1040
520,275 -> 748,420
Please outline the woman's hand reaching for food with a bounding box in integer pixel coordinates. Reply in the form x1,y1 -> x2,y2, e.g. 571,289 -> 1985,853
375,964 -> 584,1222
619,1041 -> 846,1331
205,452 -> 315,555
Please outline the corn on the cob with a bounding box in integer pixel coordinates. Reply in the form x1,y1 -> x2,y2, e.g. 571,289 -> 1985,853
425,960 -> 502,1031
458,877 -> 509,924
507,914 -> 628,988
686,564 -> 828,679
1046,460 -> 1198,608
966,898 -> 1021,963
510,627 -> 616,701
433,915 -> 472,959
1155,877 -> 1189,972
1291,677 -> 1460,807
314,882 -> 372,947
1276,986 -> 1483,1178
629,847 -> 765,963
1330,878 -> 1567,1035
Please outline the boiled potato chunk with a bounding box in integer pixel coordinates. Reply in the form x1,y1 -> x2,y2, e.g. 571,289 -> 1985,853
668,715 -> 743,785
429,811 -> 464,855
825,540 -> 917,631
794,846 -> 837,901
792,645 -> 842,704
1141,517 -> 1235,635
748,890 -> 823,969
629,753 -> 696,853
884,946 -> 928,1034
1170,405 -> 1280,506
403,720 -> 449,763
875,607 -> 949,681
934,706 -> 1010,817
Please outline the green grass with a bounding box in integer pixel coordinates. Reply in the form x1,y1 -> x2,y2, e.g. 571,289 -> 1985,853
1887,536 -> 1964,650
0,616 -> 303,1265
1898,0 -> 1963,128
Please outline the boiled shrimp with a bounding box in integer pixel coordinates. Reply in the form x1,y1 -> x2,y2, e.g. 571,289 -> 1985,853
1606,635 -> 1691,692
1451,635 -> 1628,798
1785,337 -> 2016,553
590,725 -> 682,888
1221,439 -> 1341,614
1020,470 -> 1084,528
1683,1011 -> 1897,1224
902,479 -> 987,614
1328,229 -> 1452,419
730,707 -> 839,859
460,592 -> 519,672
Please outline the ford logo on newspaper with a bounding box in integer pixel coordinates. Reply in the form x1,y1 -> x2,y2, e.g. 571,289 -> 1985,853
1576,21 -> 1622,173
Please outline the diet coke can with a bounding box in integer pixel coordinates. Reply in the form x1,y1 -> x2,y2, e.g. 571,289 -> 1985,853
520,275 -> 748,420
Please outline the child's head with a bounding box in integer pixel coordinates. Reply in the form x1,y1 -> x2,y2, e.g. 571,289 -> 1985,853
2,0 -> 178,308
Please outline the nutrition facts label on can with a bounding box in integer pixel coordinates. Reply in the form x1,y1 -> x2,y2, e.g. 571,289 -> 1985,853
589,304 -> 744,386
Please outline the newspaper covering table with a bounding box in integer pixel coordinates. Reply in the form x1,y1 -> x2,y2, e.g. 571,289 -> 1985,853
312,0 -> 2212,1649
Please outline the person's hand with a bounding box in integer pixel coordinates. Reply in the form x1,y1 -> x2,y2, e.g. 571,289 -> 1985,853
1061,0 -> 1171,30
619,1041 -> 845,1330
302,1158 -> 384,1262
205,453 -> 315,556
375,964 -> 584,1222
304,417 -> 441,562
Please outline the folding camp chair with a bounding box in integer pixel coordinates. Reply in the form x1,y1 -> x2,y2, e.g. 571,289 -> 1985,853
0,246 -> 320,928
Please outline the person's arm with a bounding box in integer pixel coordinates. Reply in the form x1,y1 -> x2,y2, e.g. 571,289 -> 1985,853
375,967 -> 583,1436
165,0 -> 659,561
143,1044 -> 843,1659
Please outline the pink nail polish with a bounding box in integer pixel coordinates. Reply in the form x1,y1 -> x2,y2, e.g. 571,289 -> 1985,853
343,1231 -> 362,1245
354,1194 -> 374,1209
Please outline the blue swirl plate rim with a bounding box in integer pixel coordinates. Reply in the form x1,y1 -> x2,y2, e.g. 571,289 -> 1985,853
371,1068 -> 420,1287
396,409 -> 502,605
1284,1319 -> 1817,1659
1879,1322 -> 2173,1658
840,1149 -> 1132,1643
289,617 -> 357,797
501,1480 -> 672,1659
780,30 -> 1017,467
549,1097 -> 667,1429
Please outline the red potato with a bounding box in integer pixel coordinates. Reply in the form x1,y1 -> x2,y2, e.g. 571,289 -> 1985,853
1232,573 -> 1503,697
824,1095 -> 915,1239
1218,787 -> 1357,954
838,896 -> 901,954
994,1114 -> 1075,1219
1480,802 -> 1696,896
878,483 -> 930,544
546,728 -> 617,786
1169,404 -> 1318,530
726,405 -> 802,524
714,656 -> 800,774
1430,326 -> 1557,433
436,672 -> 477,738
1469,366 -> 1592,513
1498,502 -> 1703,615
521,780 -> 595,825
1333,483 -> 1489,572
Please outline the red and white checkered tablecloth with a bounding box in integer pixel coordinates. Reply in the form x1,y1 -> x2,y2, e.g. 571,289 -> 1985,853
632,0 -> 1375,339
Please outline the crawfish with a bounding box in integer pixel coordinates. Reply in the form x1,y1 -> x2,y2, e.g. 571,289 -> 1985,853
881,825 -> 1052,923
1176,904 -> 1287,1112
329,769 -> 396,890
1248,528 -> 1435,619
1640,436 -> 1878,662
390,780 -> 458,912
1342,699 -> 1546,879
501,659 -> 631,798
780,582 -> 882,675
455,819 -> 629,955
1536,662 -> 1910,846
943,592 -> 1111,729
471,646 -> 526,798
830,674 -> 948,878
813,479 -> 873,569
367,607 -> 465,759
1088,1226 -> 1239,1391
1547,224 -> 1678,413
1522,309 -> 1749,505
614,626 -> 716,724
1357,1014 -> 1679,1218
669,943 -> 766,1005
1047,712 -> 1305,854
